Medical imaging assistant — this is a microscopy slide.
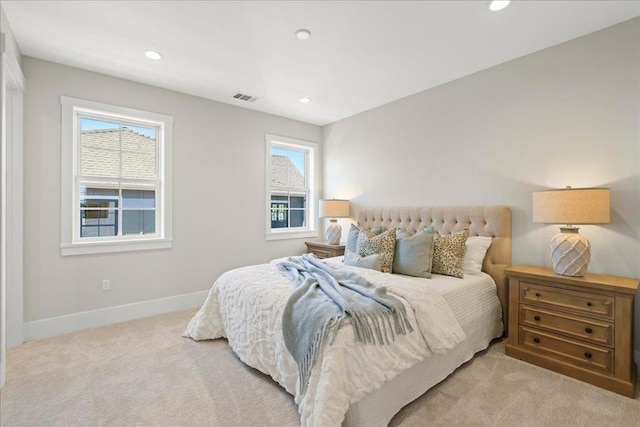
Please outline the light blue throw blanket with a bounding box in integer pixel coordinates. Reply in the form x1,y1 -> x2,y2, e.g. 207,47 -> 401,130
277,254 -> 413,394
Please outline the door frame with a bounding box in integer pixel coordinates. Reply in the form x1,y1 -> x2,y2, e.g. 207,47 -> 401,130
1,32 -> 25,387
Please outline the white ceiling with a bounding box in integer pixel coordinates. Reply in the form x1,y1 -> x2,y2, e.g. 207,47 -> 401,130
3,1 -> 639,126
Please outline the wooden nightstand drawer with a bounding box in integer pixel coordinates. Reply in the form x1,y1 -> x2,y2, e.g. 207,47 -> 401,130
304,241 -> 345,259
520,305 -> 614,347
519,326 -> 613,374
520,282 -> 614,319
313,249 -> 333,259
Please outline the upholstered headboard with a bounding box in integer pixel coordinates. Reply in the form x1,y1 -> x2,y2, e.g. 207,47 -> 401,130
357,206 -> 512,331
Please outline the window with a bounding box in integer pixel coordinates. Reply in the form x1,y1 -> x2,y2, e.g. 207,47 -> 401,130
265,134 -> 318,240
61,97 -> 173,255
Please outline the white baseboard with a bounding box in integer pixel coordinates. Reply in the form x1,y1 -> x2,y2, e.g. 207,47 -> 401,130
23,290 -> 208,343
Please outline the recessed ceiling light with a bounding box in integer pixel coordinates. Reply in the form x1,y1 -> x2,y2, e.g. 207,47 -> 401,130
488,0 -> 511,11
143,50 -> 163,60
295,29 -> 311,40
299,97 -> 311,103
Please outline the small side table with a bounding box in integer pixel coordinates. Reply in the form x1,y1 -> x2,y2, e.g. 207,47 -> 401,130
304,241 -> 345,259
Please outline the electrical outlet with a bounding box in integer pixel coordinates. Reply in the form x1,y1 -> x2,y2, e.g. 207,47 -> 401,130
102,279 -> 111,292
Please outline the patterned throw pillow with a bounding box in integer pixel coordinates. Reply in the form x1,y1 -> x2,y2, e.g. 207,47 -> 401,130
356,227 -> 397,273
346,224 -> 383,253
432,229 -> 470,278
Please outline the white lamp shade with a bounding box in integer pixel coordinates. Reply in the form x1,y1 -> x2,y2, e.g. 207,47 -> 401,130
319,199 -> 350,218
532,187 -> 610,225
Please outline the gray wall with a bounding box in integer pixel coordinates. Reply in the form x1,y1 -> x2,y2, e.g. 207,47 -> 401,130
23,57 -> 321,321
322,19 -> 640,361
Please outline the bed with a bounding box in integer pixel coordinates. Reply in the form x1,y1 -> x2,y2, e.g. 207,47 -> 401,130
185,205 -> 511,426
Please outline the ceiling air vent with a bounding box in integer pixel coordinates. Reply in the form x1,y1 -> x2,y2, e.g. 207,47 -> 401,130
233,93 -> 259,103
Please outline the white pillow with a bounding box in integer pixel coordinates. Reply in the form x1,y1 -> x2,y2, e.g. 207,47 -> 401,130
343,249 -> 383,271
462,236 -> 492,276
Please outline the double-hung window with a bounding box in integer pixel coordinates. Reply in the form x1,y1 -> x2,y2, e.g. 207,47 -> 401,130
61,97 -> 173,255
265,134 -> 318,240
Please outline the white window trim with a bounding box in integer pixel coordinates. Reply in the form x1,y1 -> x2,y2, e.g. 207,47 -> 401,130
265,134 -> 319,241
60,97 -> 173,255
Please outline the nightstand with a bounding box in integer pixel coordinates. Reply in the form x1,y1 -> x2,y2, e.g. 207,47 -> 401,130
304,241 -> 345,259
505,265 -> 638,397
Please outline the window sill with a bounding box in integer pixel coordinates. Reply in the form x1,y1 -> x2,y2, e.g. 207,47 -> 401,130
266,230 -> 318,241
61,238 -> 173,256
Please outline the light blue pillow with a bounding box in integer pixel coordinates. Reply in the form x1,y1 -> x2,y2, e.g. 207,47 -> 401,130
345,224 -> 360,253
345,224 -> 383,253
392,227 -> 434,278
343,249 -> 383,271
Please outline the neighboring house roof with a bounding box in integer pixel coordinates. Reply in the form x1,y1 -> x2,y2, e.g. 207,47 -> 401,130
82,128 -> 303,188
81,128 -> 156,180
271,155 -> 305,188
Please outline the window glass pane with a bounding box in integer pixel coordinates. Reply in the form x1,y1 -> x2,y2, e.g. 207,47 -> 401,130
269,207 -> 306,228
80,186 -> 118,201
123,210 -> 156,235
80,118 -> 121,178
80,186 -> 119,237
122,189 -> 155,208
289,209 -> 306,227
80,118 -> 157,180
270,201 -> 288,229
289,194 -> 307,227
80,187 -> 118,208
81,209 -> 118,237
271,147 -> 305,188
289,193 -> 306,209
270,193 -> 307,229
80,187 -> 118,209
121,126 -> 157,180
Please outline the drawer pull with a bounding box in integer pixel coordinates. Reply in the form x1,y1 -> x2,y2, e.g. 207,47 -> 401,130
585,327 -> 593,334
584,352 -> 592,359
535,293 -> 541,297
533,337 -> 540,344
586,302 -> 593,307
534,315 -> 541,321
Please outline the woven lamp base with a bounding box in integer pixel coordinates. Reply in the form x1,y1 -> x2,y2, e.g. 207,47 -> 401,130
550,227 -> 591,277
325,220 -> 342,245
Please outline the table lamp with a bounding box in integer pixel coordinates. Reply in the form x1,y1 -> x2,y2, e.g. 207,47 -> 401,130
319,199 -> 350,245
532,186 -> 610,277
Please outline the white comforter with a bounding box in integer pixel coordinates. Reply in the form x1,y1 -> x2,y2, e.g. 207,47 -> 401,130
184,258 -> 466,427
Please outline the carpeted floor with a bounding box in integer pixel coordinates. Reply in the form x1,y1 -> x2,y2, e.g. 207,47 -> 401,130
1,309 -> 639,427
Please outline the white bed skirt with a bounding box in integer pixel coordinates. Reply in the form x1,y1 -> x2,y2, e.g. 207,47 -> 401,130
344,272 -> 504,426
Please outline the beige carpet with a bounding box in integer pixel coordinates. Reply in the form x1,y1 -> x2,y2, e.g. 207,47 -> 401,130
1,309 -> 639,427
